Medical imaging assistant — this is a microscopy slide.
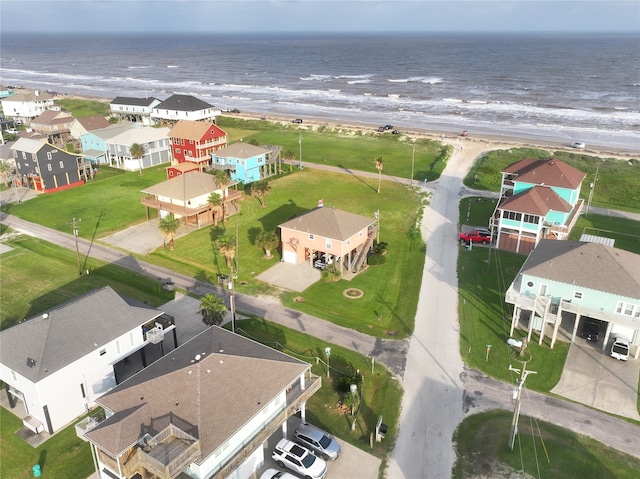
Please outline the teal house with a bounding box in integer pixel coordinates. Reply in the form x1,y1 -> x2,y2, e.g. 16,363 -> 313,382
80,124 -> 131,165
210,142 -> 271,184
491,158 -> 586,254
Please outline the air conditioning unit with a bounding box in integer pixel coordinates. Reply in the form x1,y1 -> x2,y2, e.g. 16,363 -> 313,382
147,327 -> 164,344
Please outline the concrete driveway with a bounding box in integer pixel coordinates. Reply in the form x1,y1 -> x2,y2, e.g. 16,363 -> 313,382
256,261 -> 322,292
552,337 -> 640,421
101,218 -> 192,255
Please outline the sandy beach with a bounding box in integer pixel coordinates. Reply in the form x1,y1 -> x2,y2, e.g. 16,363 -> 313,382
36,88 -> 640,160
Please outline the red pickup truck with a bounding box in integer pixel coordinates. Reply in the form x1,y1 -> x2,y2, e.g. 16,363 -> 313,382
458,228 -> 492,245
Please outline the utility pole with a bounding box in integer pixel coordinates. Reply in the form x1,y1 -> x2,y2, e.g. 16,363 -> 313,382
586,164 -> 599,217
11,169 -> 20,204
411,142 -> 415,187
508,361 -> 537,450
229,223 -> 239,333
298,132 -> 303,170
72,217 -> 82,275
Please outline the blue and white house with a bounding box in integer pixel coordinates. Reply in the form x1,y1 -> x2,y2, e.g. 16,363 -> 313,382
506,240 -> 640,358
210,142 -> 270,184
80,123 -> 133,165
491,158 -> 586,254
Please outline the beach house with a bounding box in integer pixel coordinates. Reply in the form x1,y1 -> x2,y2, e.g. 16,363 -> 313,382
279,206 -> 378,275
490,158 -> 586,254
141,171 -> 243,228
168,120 -> 228,171
109,96 -> 161,125
211,142 -> 276,184
505,240 -> 640,358
105,125 -> 171,171
151,94 -> 220,126
29,108 -> 75,146
0,90 -> 55,124
11,137 -> 91,192
80,123 -> 133,165
69,114 -> 111,139
0,286 -> 176,435
84,326 -> 320,479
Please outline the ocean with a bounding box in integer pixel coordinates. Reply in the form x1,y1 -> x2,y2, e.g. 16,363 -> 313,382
1,32 -> 639,150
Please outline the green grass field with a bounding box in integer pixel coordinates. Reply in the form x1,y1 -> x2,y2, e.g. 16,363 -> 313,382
453,410 -> 640,479
465,147 -> 640,214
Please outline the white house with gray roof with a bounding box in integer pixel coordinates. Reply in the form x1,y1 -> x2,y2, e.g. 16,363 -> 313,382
0,287 -> 175,434
151,94 -> 220,124
84,326 -> 320,479
105,125 -> 171,171
110,96 -> 161,125
506,240 -> 640,357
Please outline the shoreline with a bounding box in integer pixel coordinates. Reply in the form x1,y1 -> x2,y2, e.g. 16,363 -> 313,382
51,89 -> 640,159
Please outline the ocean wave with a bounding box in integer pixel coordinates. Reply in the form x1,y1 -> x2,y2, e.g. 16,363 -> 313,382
300,74 -> 331,81
346,79 -> 371,84
167,65 -> 179,68
387,76 -> 442,84
128,66 -> 151,69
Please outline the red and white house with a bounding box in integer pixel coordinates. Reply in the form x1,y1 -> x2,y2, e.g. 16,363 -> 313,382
169,120 -> 227,170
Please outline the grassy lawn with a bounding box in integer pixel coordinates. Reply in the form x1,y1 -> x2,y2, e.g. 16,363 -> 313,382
233,317 -> 402,460
218,116 -> 453,181
453,410 -> 640,479
465,147 -> 640,214
148,168 -> 427,339
571,213 -> 640,255
457,198 -> 569,392
54,98 -> 110,118
0,234 -> 174,330
0,407 -> 94,479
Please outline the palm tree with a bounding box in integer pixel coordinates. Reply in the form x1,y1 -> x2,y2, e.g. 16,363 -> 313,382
255,230 -> 279,258
208,192 -> 223,226
198,294 -> 227,326
375,155 -> 385,193
130,143 -> 145,175
0,160 -> 11,187
218,235 -> 236,269
214,171 -> 231,222
250,180 -> 271,208
283,149 -> 295,173
158,214 -> 181,250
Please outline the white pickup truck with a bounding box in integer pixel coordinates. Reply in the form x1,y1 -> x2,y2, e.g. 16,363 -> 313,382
610,337 -> 630,361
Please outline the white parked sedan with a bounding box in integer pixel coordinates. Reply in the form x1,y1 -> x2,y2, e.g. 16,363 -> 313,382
571,141 -> 586,149
272,438 -> 327,479
259,468 -> 300,479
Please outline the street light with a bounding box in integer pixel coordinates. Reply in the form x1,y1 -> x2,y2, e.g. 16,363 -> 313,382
299,132 -> 303,170
72,217 -> 82,275
324,347 -> 331,378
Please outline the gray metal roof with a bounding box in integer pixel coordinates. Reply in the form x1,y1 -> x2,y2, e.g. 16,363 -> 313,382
86,326 -> 308,459
521,240 -> 640,299
0,287 -> 163,382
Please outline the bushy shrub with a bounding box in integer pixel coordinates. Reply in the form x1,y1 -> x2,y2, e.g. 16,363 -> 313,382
320,265 -> 341,282
368,253 -> 386,265
336,368 -> 363,393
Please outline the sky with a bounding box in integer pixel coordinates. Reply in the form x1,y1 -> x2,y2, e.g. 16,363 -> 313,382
1,0 -> 638,34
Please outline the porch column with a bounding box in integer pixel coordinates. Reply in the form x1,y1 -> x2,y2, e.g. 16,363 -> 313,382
299,400 -> 307,424
4,383 -> 16,408
509,306 -> 519,337
602,321 -> 613,351
550,306 -> 563,349
173,329 -> 178,349
281,420 -> 288,439
527,314 -> 534,342
141,347 -> 147,368
571,313 -> 581,342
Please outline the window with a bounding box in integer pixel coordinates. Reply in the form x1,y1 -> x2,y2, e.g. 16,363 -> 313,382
526,281 -> 534,288
189,139 -> 194,144
47,164 -> 52,171
22,151 -> 26,160
503,211 -> 522,221
309,234 -> 314,240
326,239 -> 332,250
99,349 -> 106,356
616,301 -> 640,318
59,161 -> 64,168
574,291 -> 583,300
80,383 -> 86,399
176,148 -> 181,154
523,214 -> 539,224
47,151 -> 52,160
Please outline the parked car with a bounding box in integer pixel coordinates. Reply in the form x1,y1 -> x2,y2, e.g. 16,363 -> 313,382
384,124 -> 394,130
294,423 -> 342,461
610,337 -> 630,361
272,438 -> 327,479
5,128 -> 19,134
292,118 -> 303,124
458,229 -> 491,245
259,468 -> 300,479
571,142 -> 586,149
580,318 -> 601,342
377,126 -> 385,132
460,130 -> 468,137
391,130 -> 401,135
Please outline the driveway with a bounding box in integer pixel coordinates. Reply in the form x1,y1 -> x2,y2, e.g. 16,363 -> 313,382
101,218 -> 192,255
256,261 -> 322,292
552,337 -> 640,421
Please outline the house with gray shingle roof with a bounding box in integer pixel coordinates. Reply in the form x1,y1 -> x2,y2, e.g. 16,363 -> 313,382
69,114 -> 111,139
151,94 -> 220,125
109,96 -> 161,125
0,90 -> 55,123
168,120 -> 227,171
506,240 -> 640,357
490,158 -> 587,254
84,326 -> 320,479
0,286 -> 175,434
211,141 -> 272,184
279,206 -> 378,275
141,171 -> 242,228
105,125 -> 171,171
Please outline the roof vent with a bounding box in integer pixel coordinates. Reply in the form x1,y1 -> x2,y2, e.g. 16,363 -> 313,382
27,358 -> 36,368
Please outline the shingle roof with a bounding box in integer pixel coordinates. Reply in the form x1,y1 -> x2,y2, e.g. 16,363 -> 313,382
521,240 -> 640,299
110,96 -> 160,107
2,91 -> 54,102
89,123 -> 136,141
0,287 -> 163,382
168,120 -> 226,140
156,94 -> 214,112
279,207 -> 376,241
107,126 -> 170,146
85,326 -> 308,459
500,185 -> 572,215
11,137 -> 46,154
503,158 -> 586,189
141,171 -> 229,200
76,115 -> 111,131
213,142 -> 270,159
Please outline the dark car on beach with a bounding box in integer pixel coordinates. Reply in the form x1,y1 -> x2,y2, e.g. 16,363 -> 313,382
292,118 -> 303,124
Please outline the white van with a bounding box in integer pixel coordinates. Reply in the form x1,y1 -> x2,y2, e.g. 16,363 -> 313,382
610,337 -> 630,361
